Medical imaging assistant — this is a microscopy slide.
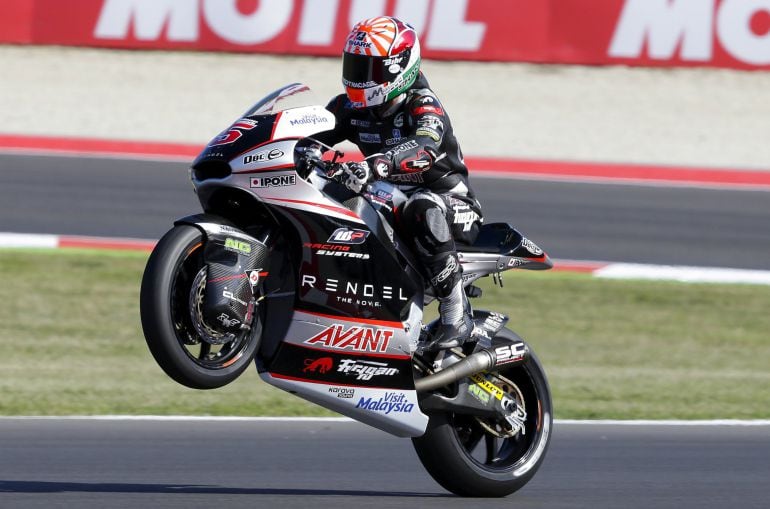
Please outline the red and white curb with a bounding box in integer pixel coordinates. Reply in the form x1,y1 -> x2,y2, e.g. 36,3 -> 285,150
3,232 -> 770,286
0,232 -> 155,251
3,134 -> 770,190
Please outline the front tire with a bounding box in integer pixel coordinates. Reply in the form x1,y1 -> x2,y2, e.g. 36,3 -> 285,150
140,224 -> 261,389
412,330 -> 553,497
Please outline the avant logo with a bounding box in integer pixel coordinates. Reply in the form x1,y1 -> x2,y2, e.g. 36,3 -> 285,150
304,324 -> 393,353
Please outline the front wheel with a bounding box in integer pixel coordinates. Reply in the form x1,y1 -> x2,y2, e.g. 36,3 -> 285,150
140,224 -> 261,389
412,329 -> 553,497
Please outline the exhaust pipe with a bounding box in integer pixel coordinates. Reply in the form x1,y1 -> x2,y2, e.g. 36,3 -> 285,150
414,344 -> 530,393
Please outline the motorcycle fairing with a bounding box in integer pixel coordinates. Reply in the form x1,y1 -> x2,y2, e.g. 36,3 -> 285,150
469,310 -> 509,342
261,372 -> 428,437
258,305 -> 429,437
456,223 -> 553,287
266,341 -> 414,389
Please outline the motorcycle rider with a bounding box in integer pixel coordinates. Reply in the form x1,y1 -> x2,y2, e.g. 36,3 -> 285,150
310,16 -> 483,350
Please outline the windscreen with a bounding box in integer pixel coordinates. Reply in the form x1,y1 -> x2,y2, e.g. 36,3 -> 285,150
242,83 -> 318,117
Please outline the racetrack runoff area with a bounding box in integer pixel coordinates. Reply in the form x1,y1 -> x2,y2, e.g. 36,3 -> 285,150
2,45 -> 770,172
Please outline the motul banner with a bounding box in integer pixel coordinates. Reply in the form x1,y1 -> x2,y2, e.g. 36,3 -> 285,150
2,0 -> 769,69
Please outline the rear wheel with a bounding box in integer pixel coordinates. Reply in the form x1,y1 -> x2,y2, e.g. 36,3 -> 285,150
412,329 -> 552,497
140,224 -> 261,389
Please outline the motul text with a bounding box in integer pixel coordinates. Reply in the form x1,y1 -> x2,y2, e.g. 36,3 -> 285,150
4,0 -> 769,69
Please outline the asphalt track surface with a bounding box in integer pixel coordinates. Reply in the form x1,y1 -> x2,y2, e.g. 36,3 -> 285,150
1,418 -> 768,509
2,154 -> 769,508
1,153 -> 769,269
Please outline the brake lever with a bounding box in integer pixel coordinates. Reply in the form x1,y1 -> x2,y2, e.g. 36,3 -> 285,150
326,162 -> 347,180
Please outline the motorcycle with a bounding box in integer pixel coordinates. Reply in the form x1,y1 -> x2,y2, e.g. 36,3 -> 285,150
140,83 -> 553,497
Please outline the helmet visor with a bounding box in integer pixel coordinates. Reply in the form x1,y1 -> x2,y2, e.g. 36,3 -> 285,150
342,52 -> 406,89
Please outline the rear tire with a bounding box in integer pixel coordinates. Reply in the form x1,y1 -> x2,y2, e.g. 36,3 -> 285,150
140,224 -> 261,389
412,329 -> 552,497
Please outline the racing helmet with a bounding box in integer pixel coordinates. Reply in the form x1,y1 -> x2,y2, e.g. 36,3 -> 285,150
342,16 -> 421,109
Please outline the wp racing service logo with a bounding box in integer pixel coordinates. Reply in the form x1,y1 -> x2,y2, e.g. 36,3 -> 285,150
327,228 -> 370,245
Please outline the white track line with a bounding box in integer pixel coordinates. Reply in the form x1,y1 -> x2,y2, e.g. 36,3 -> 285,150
3,231 -> 770,286
595,263 -> 770,285
0,232 -> 58,248
1,416 -> 768,426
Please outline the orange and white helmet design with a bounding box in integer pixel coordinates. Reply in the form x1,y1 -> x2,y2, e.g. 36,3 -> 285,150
342,16 -> 421,108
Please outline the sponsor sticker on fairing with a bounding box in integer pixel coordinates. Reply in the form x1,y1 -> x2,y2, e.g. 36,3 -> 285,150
494,343 -> 527,365
356,391 -> 415,414
210,119 -> 258,146
289,114 -> 330,127
243,148 -> 284,165
521,238 -> 544,256
250,174 -> 296,188
224,237 -> 251,255
304,324 -> 394,353
337,359 -> 399,381
327,228 -> 370,245
303,357 -> 333,374
329,387 -> 355,399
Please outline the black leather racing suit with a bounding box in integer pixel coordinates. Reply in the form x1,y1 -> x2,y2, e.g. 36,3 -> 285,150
315,73 -> 483,299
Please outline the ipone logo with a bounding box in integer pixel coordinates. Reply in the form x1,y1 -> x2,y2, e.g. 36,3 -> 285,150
327,228 -> 370,245
250,174 -> 296,188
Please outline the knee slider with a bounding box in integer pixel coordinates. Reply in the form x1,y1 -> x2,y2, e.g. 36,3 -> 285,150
402,193 -> 451,245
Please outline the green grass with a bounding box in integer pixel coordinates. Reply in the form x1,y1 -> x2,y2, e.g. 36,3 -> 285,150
1,248 -> 768,419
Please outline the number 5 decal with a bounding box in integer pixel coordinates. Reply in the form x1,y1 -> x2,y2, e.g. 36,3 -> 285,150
210,119 -> 259,147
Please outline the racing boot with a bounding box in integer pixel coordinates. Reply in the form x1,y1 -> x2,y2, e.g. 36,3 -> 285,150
423,254 -> 473,351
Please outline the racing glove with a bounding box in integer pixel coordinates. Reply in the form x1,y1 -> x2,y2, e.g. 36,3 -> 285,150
342,161 -> 371,193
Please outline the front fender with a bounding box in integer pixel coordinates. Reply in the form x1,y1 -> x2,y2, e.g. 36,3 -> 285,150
174,213 -> 270,334
174,213 -> 258,244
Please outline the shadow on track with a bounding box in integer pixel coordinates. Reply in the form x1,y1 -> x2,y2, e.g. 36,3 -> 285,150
0,480 -> 450,498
